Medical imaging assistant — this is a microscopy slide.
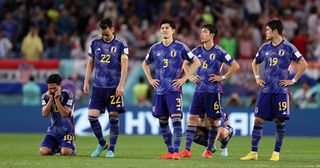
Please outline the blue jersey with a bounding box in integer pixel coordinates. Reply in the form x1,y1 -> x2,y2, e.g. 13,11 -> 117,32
256,40 -> 302,93
145,40 -> 194,95
41,89 -> 75,137
88,36 -> 129,88
192,45 -> 233,93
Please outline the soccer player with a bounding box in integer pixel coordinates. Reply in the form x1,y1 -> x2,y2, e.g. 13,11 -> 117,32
240,19 -> 308,161
192,113 -> 234,157
39,74 -> 76,156
83,18 -> 128,158
142,19 -> 201,160
180,24 -> 239,158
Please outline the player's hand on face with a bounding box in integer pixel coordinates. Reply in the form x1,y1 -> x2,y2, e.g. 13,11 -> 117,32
148,79 -> 160,88
116,84 -> 124,96
209,74 -> 223,82
83,82 -> 89,95
46,91 -> 53,99
54,86 -> 62,100
279,79 -> 294,87
256,78 -> 265,88
172,76 -> 188,88
189,75 -> 201,84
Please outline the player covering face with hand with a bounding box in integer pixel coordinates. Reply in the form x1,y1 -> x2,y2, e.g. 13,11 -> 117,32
39,74 -> 76,156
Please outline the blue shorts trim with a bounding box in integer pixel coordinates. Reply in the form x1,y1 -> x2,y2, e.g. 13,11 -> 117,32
40,134 -> 75,152
189,92 -> 222,119
152,92 -> 183,118
89,87 -> 126,113
255,93 -> 290,121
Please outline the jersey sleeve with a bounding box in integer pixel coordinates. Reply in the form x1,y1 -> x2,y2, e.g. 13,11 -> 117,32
145,46 -> 155,64
88,40 -> 95,58
181,43 -> 194,63
255,45 -> 264,64
41,93 -> 49,107
120,39 -> 129,55
219,48 -> 233,65
62,90 -> 75,108
289,44 -> 302,63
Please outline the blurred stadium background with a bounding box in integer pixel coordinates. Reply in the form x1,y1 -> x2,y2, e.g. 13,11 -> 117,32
0,0 -> 319,167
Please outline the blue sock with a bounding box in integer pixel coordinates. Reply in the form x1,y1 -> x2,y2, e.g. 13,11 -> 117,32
251,123 -> 263,152
109,115 -> 119,152
274,122 -> 285,152
159,119 -> 173,153
220,138 -> 230,149
207,125 -> 219,151
193,135 -> 208,147
88,115 -> 106,147
185,125 -> 196,151
172,117 -> 182,153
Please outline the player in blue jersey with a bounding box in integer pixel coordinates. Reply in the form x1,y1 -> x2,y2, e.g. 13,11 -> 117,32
241,20 -> 308,161
83,18 -> 129,158
39,74 -> 76,156
180,24 -> 239,158
142,19 -> 201,160
192,112 -> 233,157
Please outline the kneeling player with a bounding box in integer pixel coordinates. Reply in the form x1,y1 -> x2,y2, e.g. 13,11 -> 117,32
39,74 -> 76,156
193,113 -> 233,157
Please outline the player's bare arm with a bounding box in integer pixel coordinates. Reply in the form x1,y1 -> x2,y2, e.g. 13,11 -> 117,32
183,60 -> 201,84
173,56 -> 200,87
42,91 -> 53,117
252,58 -> 265,88
54,87 -> 71,117
279,57 -> 308,87
116,54 -> 128,96
142,60 -> 160,88
209,60 -> 240,82
83,57 -> 94,95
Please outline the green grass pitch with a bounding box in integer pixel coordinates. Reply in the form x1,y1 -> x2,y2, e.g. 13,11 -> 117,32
0,134 -> 319,168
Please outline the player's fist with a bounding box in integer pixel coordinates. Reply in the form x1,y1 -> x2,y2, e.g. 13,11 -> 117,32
46,91 -> 54,99
54,86 -> 62,100
116,84 -> 124,96
83,82 -> 89,95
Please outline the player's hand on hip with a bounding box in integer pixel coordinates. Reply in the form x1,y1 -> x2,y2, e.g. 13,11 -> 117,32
209,74 -> 223,82
148,79 -> 160,88
189,75 -> 201,84
172,76 -> 187,88
116,84 -> 124,96
83,82 -> 89,95
279,80 -> 294,87
256,78 -> 265,88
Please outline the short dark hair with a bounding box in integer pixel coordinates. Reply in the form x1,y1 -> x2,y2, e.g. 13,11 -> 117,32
202,24 -> 218,36
266,19 -> 283,35
160,19 -> 176,29
46,74 -> 62,84
99,18 -> 113,29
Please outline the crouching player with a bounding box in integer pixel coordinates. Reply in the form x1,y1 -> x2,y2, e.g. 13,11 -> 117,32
39,74 -> 76,156
192,113 -> 233,157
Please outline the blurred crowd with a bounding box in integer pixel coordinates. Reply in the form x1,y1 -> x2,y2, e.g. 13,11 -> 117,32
0,0 -> 319,108
1,0 -> 320,60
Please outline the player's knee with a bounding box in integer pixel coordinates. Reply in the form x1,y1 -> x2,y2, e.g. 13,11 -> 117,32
109,111 -> 119,116
60,148 -> 73,156
188,115 -> 198,125
39,147 -> 51,155
159,118 -> 169,127
274,118 -> 285,124
254,117 -> 265,124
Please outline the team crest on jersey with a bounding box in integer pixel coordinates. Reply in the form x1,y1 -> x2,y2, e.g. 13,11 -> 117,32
210,54 -> 216,60
111,46 -> 117,53
170,50 -> 177,57
279,49 -> 285,56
